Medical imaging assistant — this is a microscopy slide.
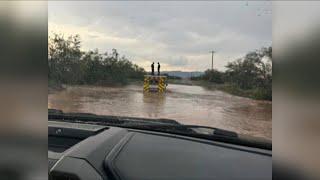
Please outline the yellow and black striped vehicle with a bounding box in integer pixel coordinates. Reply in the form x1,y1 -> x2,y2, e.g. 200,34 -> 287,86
143,75 -> 167,93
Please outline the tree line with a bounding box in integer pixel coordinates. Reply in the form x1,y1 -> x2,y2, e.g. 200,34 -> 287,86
191,47 -> 272,100
48,33 -> 145,87
48,33 -> 271,100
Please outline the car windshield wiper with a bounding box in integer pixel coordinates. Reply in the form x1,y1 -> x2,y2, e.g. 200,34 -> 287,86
119,123 -> 238,137
48,109 -> 236,137
48,109 -> 180,126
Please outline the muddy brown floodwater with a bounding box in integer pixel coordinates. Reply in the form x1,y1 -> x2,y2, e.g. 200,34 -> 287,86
48,84 -> 272,140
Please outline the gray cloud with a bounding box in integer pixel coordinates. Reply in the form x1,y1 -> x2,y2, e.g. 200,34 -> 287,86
49,1 -> 271,71
164,56 -> 189,67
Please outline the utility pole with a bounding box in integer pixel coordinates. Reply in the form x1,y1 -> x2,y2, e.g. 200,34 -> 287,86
210,50 -> 215,70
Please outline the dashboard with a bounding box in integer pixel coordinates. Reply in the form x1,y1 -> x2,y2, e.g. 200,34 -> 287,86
49,120 -> 272,180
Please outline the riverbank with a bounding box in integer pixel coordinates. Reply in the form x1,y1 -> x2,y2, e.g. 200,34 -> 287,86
48,79 -> 65,93
194,81 -> 270,101
49,78 -> 143,91
166,79 -> 271,101
49,78 -> 271,101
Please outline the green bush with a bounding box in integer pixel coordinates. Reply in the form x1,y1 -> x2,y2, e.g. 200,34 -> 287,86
48,33 -> 146,87
251,88 -> 272,100
195,69 -> 224,84
191,47 -> 272,100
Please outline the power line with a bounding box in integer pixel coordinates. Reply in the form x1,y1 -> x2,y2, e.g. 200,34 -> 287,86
210,50 -> 215,70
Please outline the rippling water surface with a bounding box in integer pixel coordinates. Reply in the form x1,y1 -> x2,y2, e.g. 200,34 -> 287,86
48,84 -> 271,140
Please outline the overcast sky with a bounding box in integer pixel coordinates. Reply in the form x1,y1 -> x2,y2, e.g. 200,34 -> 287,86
49,1 -> 271,71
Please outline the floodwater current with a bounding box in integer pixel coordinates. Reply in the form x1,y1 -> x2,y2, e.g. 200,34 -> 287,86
48,84 -> 271,140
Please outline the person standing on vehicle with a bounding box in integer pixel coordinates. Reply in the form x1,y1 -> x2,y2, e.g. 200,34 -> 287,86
157,62 -> 161,76
151,62 -> 155,75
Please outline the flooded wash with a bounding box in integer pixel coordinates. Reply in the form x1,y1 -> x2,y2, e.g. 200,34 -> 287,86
48,84 -> 271,140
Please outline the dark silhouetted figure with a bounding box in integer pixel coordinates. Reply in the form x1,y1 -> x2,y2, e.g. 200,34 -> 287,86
157,62 -> 161,76
151,62 -> 154,75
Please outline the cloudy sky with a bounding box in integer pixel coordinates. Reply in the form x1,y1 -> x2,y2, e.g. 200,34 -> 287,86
49,1 -> 271,71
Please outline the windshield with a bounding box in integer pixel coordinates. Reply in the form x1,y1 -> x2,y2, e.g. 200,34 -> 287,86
48,1 -> 272,141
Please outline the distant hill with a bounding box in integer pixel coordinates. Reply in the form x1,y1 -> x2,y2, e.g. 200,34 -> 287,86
161,71 -> 204,78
